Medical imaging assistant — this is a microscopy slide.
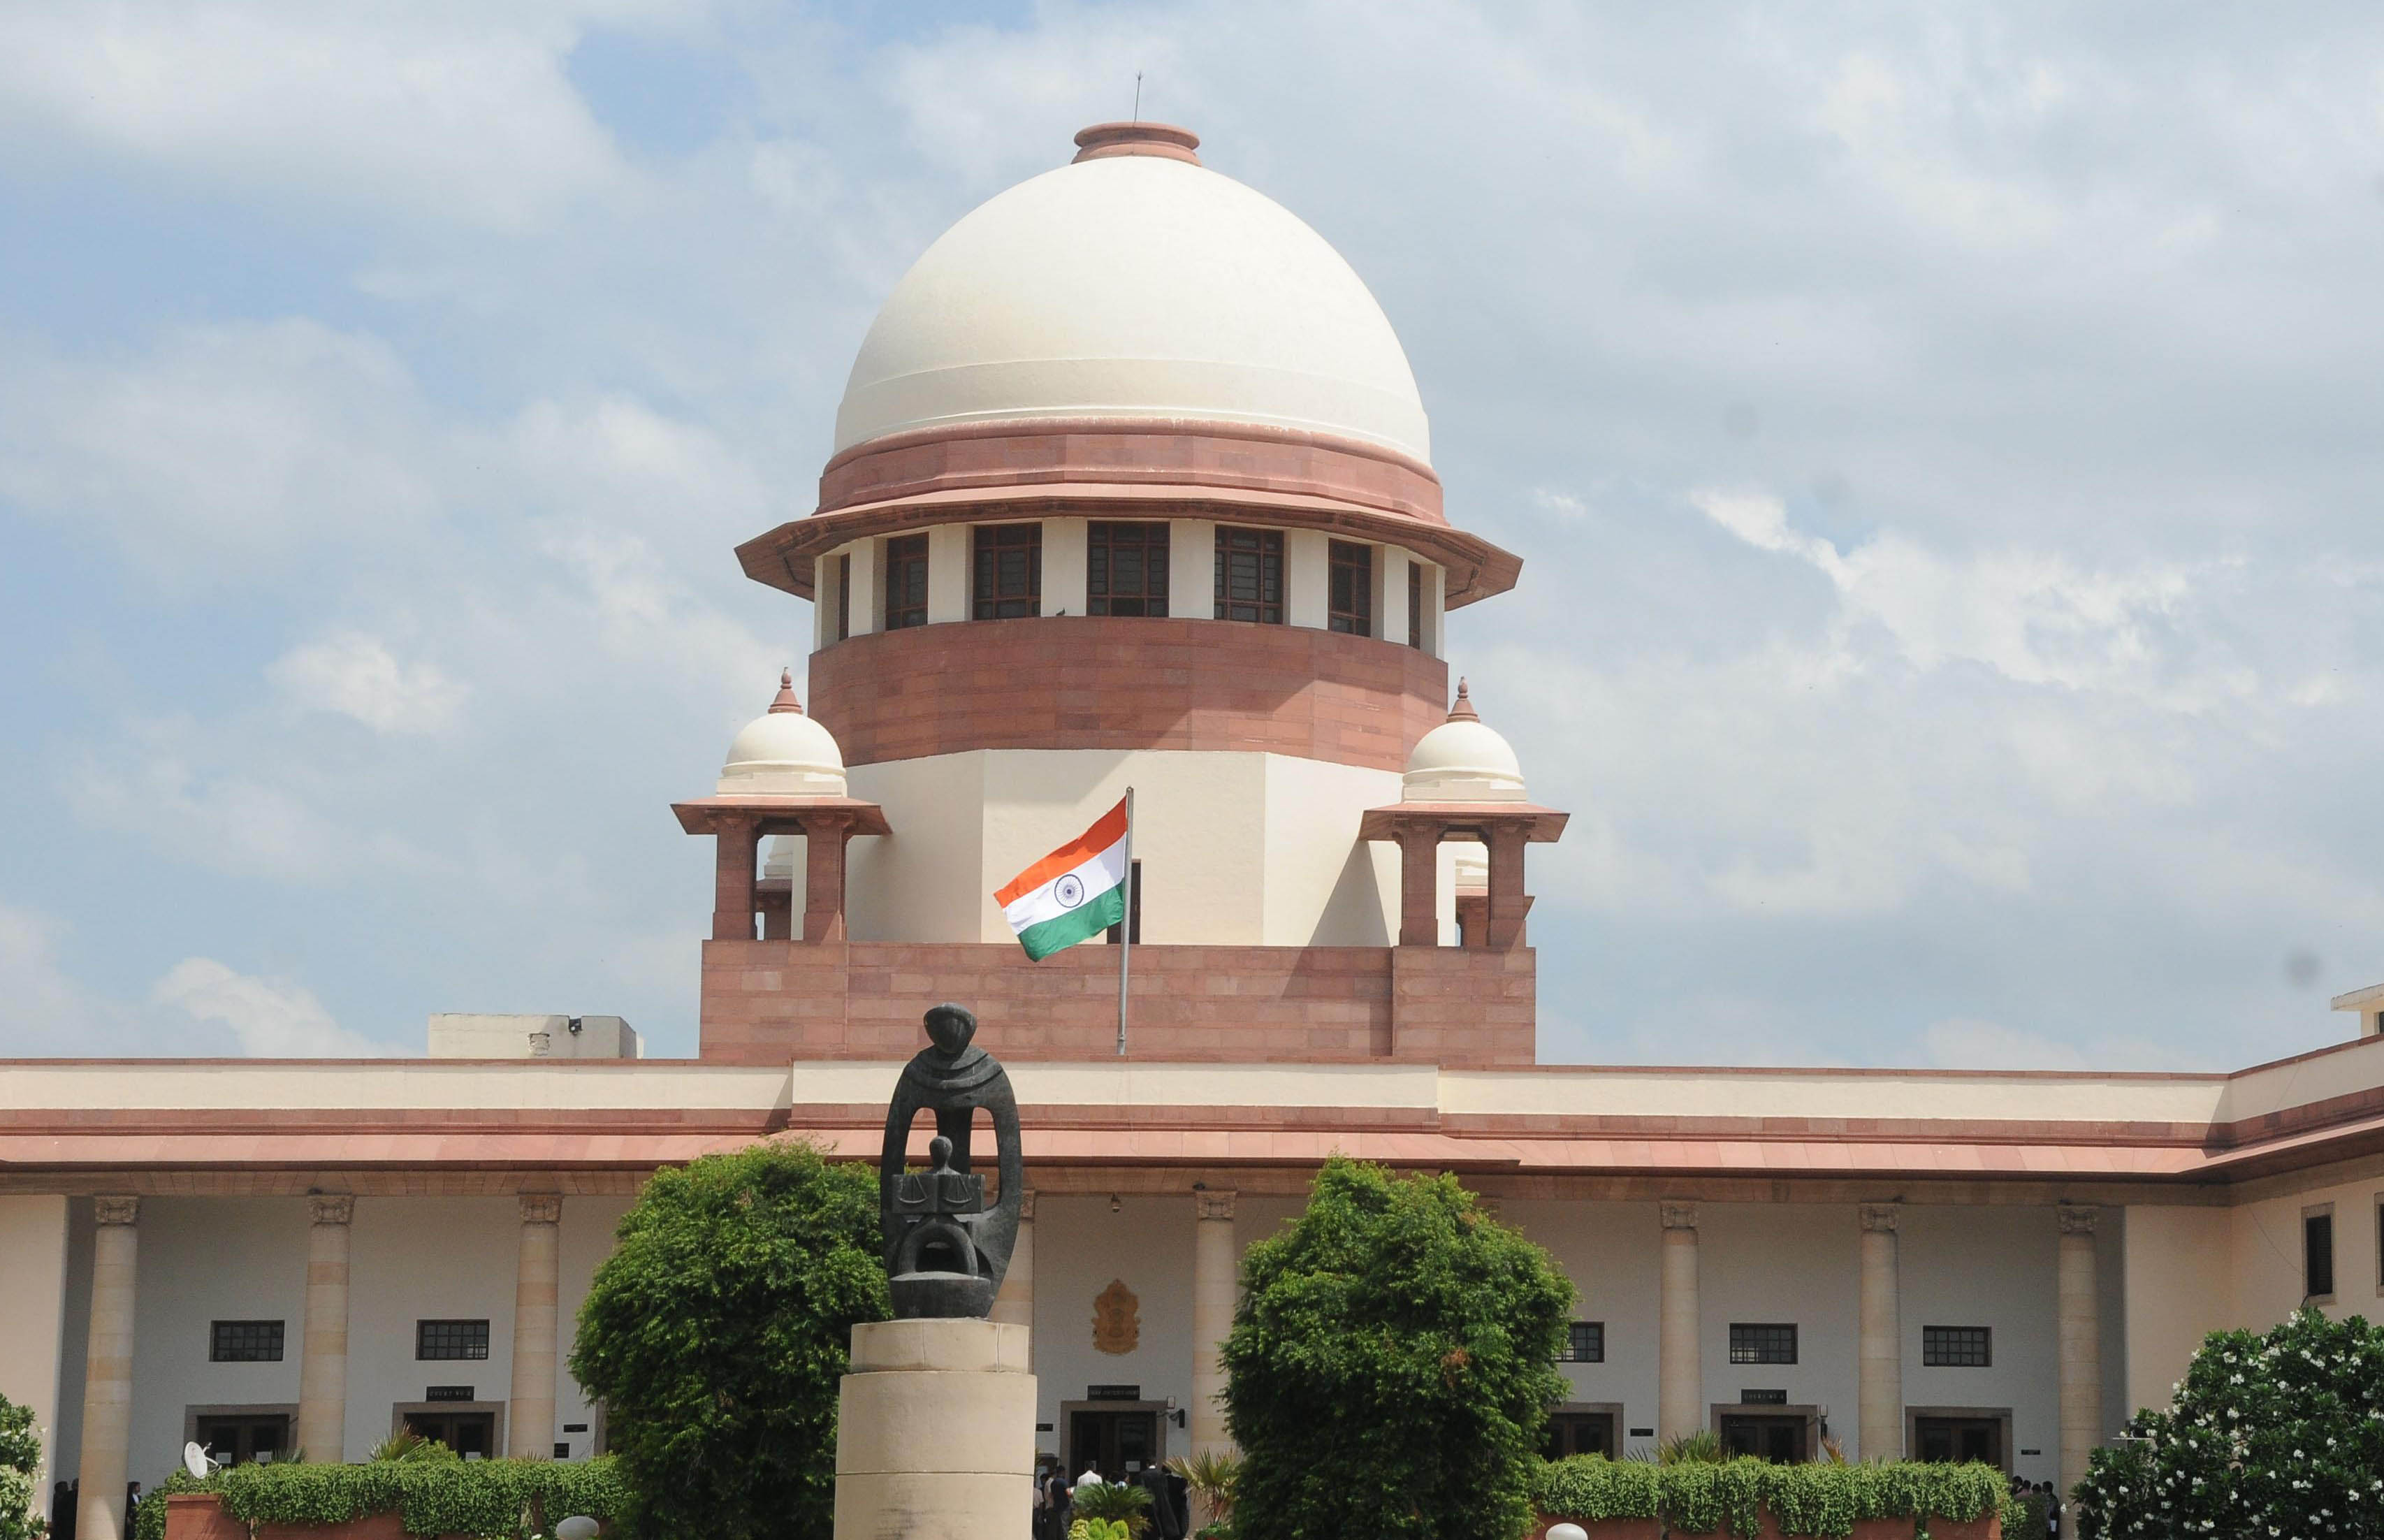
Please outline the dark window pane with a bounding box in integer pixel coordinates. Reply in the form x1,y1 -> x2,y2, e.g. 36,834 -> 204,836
1088,522 -> 1169,616
1727,1323 -> 1797,1365
416,1319 -> 491,1361
884,535 -> 930,630
2306,1213 -> 2335,1298
210,1320 -> 284,1363
1407,562 -> 1424,649
1213,527 -> 1284,624
972,523 -> 1042,620
1328,541 -> 1373,635
1560,1321 -> 1604,1363
1921,1325 -> 1992,1367
834,554 -> 851,642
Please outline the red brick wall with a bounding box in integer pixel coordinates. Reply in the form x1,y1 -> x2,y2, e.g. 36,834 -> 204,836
807,616 -> 1448,770
699,940 -> 1535,1067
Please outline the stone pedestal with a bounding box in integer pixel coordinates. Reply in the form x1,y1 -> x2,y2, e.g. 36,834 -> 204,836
834,1318 -> 1036,1540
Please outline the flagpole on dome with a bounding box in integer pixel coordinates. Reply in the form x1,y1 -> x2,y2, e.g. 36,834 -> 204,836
1117,786 -> 1134,1056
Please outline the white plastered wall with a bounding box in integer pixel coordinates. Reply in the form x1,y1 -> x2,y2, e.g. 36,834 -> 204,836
1043,518 -> 1089,615
1502,1200 -> 1664,1450
0,1197 -> 71,1514
845,750 -> 1400,945
127,1198 -> 307,1480
1030,1194 -> 1196,1465
1898,1204 -> 2063,1483
553,1196 -> 634,1459
1166,521 -> 1214,617
2226,1171 -> 2381,1326
1696,1203 -> 1861,1451
345,1198 -> 520,1460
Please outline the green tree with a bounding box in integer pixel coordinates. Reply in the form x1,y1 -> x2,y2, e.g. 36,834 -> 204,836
570,1141 -> 888,1540
2074,1307 -> 2384,1539
1221,1158 -> 1572,1540
0,1392 -> 48,1540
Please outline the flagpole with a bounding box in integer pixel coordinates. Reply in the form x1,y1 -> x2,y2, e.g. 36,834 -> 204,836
1117,786 -> 1133,1057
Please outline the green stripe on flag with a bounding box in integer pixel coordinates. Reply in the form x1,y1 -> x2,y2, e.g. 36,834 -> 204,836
1016,886 -> 1126,960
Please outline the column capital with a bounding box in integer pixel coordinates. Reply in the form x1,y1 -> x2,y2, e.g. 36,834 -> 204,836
1193,1189 -> 1237,1221
1659,1200 -> 1697,1232
1859,1202 -> 1900,1233
519,1193 -> 563,1226
2056,1203 -> 2100,1236
307,1194 -> 355,1226
94,1195 -> 140,1227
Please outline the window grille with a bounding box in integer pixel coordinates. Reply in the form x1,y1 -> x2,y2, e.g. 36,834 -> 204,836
1213,528 -> 1284,624
1328,541 -> 1373,635
416,1319 -> 491,1361
209,1320 -> 284,1363
972,523 -> 1042,620
1921,1325 -> 1992,1367
883,535 -> 930,630
1559,1321 -> 1605,1363
1088,523 -> 1170,616
1727,1323 -> 1797,1365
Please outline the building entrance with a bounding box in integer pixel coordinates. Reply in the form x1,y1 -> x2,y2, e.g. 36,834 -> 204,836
1063,1406 -> 1163,1483
1914,1415 -> 2005,1469
192,1413 -> 289,1465
401,1410 -> 498,1458
1719,1414 -> 1808,1463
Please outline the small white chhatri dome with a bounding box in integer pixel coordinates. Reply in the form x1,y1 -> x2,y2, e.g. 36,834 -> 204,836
718,670 -> 848,796
834,122 -> 1431,463
1402,680 -> 1527,804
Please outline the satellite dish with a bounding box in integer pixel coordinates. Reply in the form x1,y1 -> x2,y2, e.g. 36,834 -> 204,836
182,1442 -> 215,1480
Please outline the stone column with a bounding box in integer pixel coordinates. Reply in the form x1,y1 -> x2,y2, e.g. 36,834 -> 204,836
1191,1189 -> 1238,1458
835,1319 -> 1035,1539
77,1196 -> 139,1540
1395,825 -> 1439,946
507,1195 -> 562,1459
802,814 -> 855,943
1483,822 -> 1532,950
2058,1205 -> 2102,1495
990,1191 -> 1034,1328
711,815 -> 758,940
296,1195 -> 354,1462
1658,1201 -> 1700,1444
1858,1203 -> 1903,1461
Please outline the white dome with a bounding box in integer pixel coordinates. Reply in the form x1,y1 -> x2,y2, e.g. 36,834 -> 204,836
834,131 -> 1430,463
719,672 -> 847,797
1402,683 -> 1527,804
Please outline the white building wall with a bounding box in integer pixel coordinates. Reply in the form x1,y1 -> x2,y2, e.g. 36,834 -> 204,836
2228,1173 -> 2379,1325
127,1198 -> 308,1481
1697,1203 -> 1861,1449
1899,1204 -> 2063,1484
848,750 -> 1397,947
1031,1196 -> 1197,1467
0,1196 -> 71,1515
345,1198 -> 521,1461
1043,518 -> 1089,616
1166,521 -> 1214,617
1504,1200 -> 1664,1448
553,1196 -> 634,1460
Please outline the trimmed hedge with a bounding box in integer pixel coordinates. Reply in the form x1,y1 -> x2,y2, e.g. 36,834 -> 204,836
1529,1455 -> 2011,1539
132,1458 -> 627,1540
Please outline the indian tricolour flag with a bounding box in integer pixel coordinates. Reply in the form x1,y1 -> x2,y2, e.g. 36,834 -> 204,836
996,796 -> 1131,960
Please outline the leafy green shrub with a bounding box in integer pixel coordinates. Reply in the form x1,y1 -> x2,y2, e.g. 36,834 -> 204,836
1529,1455 -> 2009,1539
1222,1158 -> 1573,1540
128,1456 -> 627,1540
2003,1490 -> 2049,1540
2074,1307 -> 2384,1539
1068,1520 -> 1132,1540
0,1394 -> 47,1540
1070,1479 -> 1154,1535
570,1141 -> 888,1540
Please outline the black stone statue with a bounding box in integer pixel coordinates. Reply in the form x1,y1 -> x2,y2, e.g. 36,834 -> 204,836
878,1003 -> 1024,1319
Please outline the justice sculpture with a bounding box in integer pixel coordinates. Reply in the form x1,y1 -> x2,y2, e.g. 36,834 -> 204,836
878,1003 -> 1024,1319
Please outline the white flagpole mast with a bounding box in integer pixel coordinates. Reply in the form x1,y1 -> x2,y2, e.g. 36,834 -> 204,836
1117,786 -> 1134,1056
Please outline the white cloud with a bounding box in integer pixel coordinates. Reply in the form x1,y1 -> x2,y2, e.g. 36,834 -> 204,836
151,957 -> 395,1057
270,632 -> 470,735
1923,1017 -> 2204,1073
0,4 -> 649,232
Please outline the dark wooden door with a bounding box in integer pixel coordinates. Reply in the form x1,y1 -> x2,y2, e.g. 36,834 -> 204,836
1720,1414 -> 1808,1463
1915,1416 -> 2005,1469
1066,1409 -> 1160,1482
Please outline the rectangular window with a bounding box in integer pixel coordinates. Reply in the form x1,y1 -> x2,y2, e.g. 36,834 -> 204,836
883,535 -> 930,630
1213,526 -> 1284,624
209,1320 -> 285,1363
1088,522 -> 1170,616
972,523 -> 1042,620
834,553 -> 851,642
1105,860 -> 1142,945
1328,541 -> 1374,635
1921,1325 -> 1993,1367
2305,1209 -> 2335,1300
1407,561 -> 1424,649
1559,1321 -> 1605,1363
416,1319 -> 491,1361
1727,1323 -> 1798,1365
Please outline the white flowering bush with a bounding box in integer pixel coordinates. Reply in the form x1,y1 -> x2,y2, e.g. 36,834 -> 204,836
2075,1307 -> 2384,1539
0,1392 -> 48,1540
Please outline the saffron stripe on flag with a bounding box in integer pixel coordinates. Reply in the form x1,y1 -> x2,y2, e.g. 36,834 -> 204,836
994,796 -> 1131,906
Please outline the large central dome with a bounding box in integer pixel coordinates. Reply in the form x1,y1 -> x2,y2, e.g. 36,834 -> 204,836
832,123 -> 1432,464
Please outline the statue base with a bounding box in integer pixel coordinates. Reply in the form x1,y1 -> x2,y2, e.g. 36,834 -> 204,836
834,1318 -> 1037,1540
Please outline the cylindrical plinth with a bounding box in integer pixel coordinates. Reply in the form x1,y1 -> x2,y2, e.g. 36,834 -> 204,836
835,1318 -> 1037,1540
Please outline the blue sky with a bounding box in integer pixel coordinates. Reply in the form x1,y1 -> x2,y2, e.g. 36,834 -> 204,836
4,1 -> 2383,1068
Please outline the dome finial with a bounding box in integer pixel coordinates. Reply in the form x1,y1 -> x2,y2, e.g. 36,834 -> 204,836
1448,678 -> 1479,722
769,668 -> 803,715
1072,121 -> 1201,166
